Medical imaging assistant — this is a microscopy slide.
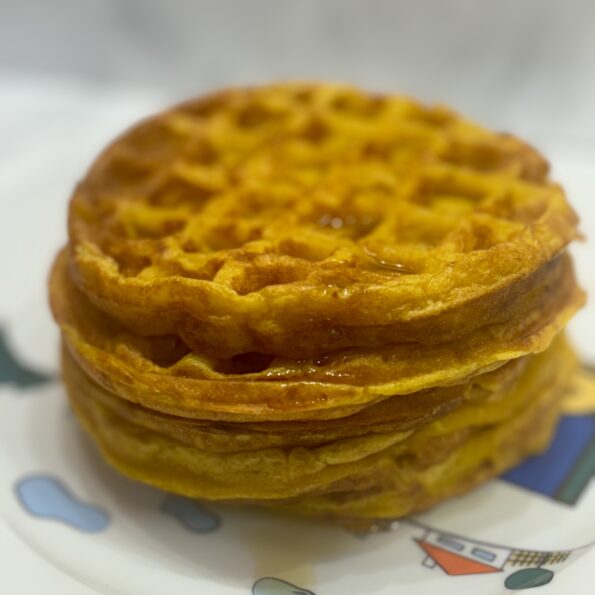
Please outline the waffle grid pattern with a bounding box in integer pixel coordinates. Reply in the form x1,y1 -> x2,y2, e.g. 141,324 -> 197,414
68,84 -> 578,358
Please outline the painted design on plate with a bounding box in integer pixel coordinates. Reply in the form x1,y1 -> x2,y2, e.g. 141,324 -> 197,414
15,474 -> 109,533
411,521 -> 585,590
502,414 -> 595,505
252,576 -> 315,595
0,327 -> 52,387
161,494 -> 220,533
504,568 -> 554,590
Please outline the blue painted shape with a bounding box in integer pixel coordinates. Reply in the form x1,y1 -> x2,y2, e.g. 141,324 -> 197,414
502,415 -> 595,504
15,475 -> 109,532
252,577 -> 315,595
0,329 -> 52,387
161,495 -> 220,532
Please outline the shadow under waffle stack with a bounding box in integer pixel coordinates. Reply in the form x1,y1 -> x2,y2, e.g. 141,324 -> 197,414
50,83 -> 585,524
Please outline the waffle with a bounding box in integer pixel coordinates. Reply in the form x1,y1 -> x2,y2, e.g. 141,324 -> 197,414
63,335 -> 573,512
68,83 -> 579,358
51,248 -> 581,421
50,83 -> 584,525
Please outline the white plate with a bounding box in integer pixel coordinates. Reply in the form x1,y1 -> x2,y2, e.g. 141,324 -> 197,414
1,92 -> 594,594
1,336 -> 594,595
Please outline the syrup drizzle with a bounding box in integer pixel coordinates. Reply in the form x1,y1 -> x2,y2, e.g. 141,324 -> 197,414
362,246 -> 417,274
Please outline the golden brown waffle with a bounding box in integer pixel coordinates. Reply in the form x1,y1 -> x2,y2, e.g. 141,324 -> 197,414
50,83 -> 585,525
50,248 -> 582,421
68,83 -> 579,358
64,334 -> 574,516
61,340 -> 527,453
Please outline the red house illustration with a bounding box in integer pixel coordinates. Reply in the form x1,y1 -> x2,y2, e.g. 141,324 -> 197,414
414,526 -> 573,577
415,529 -> 506,575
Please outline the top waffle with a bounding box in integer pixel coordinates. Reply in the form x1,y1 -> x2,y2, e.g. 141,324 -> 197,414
68,83 -> 579,358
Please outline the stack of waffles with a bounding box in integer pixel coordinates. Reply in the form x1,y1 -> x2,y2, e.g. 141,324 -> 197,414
50,84 -> 584,525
